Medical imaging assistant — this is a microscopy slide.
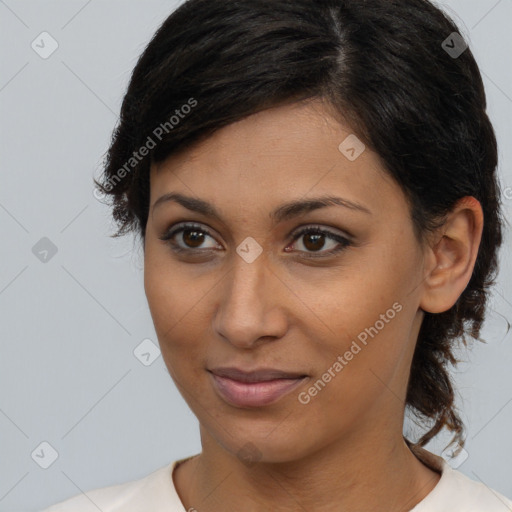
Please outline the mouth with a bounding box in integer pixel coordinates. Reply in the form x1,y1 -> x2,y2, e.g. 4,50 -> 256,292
207,367 -> 309,408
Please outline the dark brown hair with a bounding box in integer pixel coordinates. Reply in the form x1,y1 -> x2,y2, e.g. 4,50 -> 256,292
95,0 -> 505,452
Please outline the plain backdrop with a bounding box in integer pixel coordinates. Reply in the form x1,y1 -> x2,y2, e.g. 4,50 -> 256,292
0,0 -> 511,510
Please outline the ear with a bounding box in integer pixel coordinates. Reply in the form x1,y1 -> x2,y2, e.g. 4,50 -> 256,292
419,196 -> 484,314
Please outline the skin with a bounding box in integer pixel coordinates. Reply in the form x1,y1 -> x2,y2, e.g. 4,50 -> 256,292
143,98 -> 483,512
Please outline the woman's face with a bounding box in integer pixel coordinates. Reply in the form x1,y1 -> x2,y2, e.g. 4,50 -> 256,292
144,99 -> 430,463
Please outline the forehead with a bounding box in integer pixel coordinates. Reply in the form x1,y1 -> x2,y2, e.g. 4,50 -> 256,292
149,99 -> 404,222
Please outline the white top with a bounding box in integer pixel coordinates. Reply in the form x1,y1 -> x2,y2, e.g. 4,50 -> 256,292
42,449 -> 512,512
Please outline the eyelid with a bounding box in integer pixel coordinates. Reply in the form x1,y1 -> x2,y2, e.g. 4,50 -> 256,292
289,223 -> 353,241
160,221 -> 352,241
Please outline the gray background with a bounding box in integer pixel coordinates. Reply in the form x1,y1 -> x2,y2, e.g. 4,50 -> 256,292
0,1 -> 511,510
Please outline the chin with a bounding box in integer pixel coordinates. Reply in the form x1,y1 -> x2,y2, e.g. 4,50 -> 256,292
206,416 -> 317,465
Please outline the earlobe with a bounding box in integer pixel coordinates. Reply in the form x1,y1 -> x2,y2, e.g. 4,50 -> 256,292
419,197 -> 483,314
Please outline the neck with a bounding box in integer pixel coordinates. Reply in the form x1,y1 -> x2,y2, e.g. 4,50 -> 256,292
177,424 -> 441,512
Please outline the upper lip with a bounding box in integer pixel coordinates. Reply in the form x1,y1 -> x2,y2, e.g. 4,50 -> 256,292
208,367 -> 307,383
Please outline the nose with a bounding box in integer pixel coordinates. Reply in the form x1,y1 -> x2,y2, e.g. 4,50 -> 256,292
212,251 -> 289,349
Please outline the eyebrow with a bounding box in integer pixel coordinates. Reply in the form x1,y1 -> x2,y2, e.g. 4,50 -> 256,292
152,192 -> 372,224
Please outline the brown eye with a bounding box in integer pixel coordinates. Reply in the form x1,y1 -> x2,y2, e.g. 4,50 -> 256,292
302,232 -> 327,252
287,226 -> 352,258
159,222 -> 352,259
182,228 -> 206,248
159,223 -> 220,252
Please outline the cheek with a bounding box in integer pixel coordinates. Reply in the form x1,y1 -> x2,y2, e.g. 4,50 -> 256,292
302,254 -> 416,402
144,252 -> 229,401
144,243 -> 194,327
297,306 -> 412,438
144,248 -> 212,376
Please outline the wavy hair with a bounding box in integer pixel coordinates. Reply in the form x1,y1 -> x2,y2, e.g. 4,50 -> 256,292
95,0 -> 505,452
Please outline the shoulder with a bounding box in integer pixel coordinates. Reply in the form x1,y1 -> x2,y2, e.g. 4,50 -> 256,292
41,458 -> 191,512
439,466 -> 512,510
411,446 -> 512,511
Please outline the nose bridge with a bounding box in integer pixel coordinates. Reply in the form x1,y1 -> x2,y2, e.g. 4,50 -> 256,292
213,250 -> 286,347
230,254 -> 264,303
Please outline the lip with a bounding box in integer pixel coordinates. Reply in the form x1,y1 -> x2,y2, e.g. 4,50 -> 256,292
209,367 -> 307,382
208,367 -> 308,408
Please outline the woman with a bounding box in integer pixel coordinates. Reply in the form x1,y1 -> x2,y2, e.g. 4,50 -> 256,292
44,0 -> 512,510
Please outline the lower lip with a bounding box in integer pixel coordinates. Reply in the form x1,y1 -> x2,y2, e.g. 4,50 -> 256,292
209,373 -> 307,408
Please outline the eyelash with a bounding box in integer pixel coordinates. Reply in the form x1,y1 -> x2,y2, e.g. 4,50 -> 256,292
159,222 -> 352,259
